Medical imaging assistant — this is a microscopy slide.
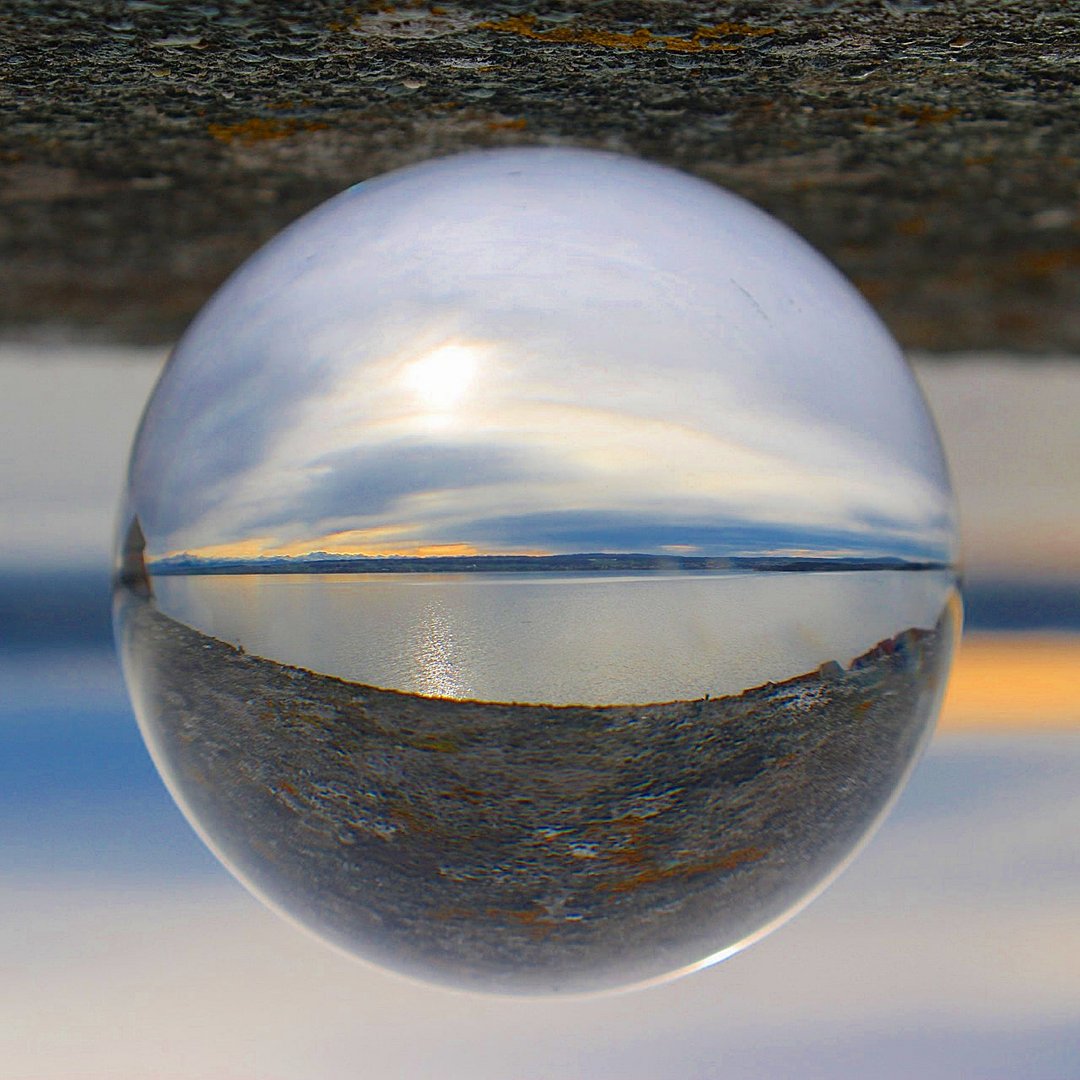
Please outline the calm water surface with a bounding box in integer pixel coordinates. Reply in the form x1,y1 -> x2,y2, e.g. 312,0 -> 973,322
152,569 -> 956,705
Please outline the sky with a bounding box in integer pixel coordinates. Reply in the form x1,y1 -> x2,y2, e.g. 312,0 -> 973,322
121,151 -> 956,566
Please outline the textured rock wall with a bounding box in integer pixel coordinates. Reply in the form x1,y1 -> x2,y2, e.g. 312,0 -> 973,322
2,1 -> 1078,351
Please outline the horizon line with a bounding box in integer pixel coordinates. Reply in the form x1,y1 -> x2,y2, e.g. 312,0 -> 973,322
146,550 -> 952,575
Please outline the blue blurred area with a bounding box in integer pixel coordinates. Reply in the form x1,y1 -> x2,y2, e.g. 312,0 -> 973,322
0,568 -> 215,878
0,672 -> 215,877
0,568 -> 114,652
961,577 -> 1080,631
619,1022 -> 1080,1080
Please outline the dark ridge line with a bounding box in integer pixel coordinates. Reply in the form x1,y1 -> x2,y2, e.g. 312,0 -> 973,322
148,552 -> 951,577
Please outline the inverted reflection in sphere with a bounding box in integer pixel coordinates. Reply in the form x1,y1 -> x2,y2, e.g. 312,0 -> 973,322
115,149 -> 960,994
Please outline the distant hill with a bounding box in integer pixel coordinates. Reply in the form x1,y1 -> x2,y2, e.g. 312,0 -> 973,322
148,552 -> 948,576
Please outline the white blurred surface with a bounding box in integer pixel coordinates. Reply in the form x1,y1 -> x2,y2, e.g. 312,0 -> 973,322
914,356 -> 1080,578
0,345 -> 164,567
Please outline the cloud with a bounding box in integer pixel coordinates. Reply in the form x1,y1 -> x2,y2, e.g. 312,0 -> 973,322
130,338 -> 336,542
430,508 -> 952,561
244,439 -> 551,536
127,151 -> 958,564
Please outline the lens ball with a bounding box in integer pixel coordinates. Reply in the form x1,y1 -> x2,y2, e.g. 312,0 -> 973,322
115,149 -> 960,994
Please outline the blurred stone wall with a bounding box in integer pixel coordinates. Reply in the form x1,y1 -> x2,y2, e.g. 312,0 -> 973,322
2,1 -> 1077,351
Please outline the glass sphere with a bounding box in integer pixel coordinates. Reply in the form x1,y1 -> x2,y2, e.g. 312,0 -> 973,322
114,148 -> 960,995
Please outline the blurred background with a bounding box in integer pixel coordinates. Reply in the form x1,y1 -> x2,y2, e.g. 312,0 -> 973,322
2,3 -> 1078,1077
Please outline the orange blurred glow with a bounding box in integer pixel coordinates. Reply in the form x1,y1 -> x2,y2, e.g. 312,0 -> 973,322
938,633 -> 1080,732
164,534 -> 558,560
161,536 -> 282,561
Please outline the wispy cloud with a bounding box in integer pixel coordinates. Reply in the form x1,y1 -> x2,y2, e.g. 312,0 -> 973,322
128,151 -> 957,564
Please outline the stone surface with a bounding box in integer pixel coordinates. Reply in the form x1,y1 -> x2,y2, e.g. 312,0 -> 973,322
2,1 -> 1078,351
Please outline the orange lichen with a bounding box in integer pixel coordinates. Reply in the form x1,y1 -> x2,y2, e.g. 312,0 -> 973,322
429,905 -> 474,921
604,813 -> 653,868
852,278 -> 889,305
589,811 -> 767,896
388,801 -> 441,835
599,846 -> 767,895
899,105 -> 959,127
994,310 -> 1037,336
489,905 -> 559,940
478,14 -> 775,53
485,117 -> 529,132
444,784 -> 488,805
666,21 -> 776,50
207,118 -> 327,146
432,903 -> 558,940
1016,249 -> 1080,277
896,215 -> 928,236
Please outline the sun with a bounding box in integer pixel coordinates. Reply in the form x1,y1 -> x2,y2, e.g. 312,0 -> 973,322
400,342 -> 480,410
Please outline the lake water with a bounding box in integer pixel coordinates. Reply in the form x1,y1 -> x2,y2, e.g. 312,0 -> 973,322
151,569 -> 957,705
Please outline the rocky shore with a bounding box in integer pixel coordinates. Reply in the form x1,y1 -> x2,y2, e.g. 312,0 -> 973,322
117,591 -> 955,993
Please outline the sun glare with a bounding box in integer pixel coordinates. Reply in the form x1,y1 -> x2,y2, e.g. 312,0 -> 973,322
400,342 -> 480,410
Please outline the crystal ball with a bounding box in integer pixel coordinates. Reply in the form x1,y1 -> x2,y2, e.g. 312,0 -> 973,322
114,148 -> 960,995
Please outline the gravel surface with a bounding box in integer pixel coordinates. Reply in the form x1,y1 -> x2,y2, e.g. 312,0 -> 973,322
4,2 -> 1078,351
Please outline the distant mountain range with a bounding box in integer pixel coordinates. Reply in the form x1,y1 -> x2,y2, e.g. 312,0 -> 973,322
148,551 -> 949,576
